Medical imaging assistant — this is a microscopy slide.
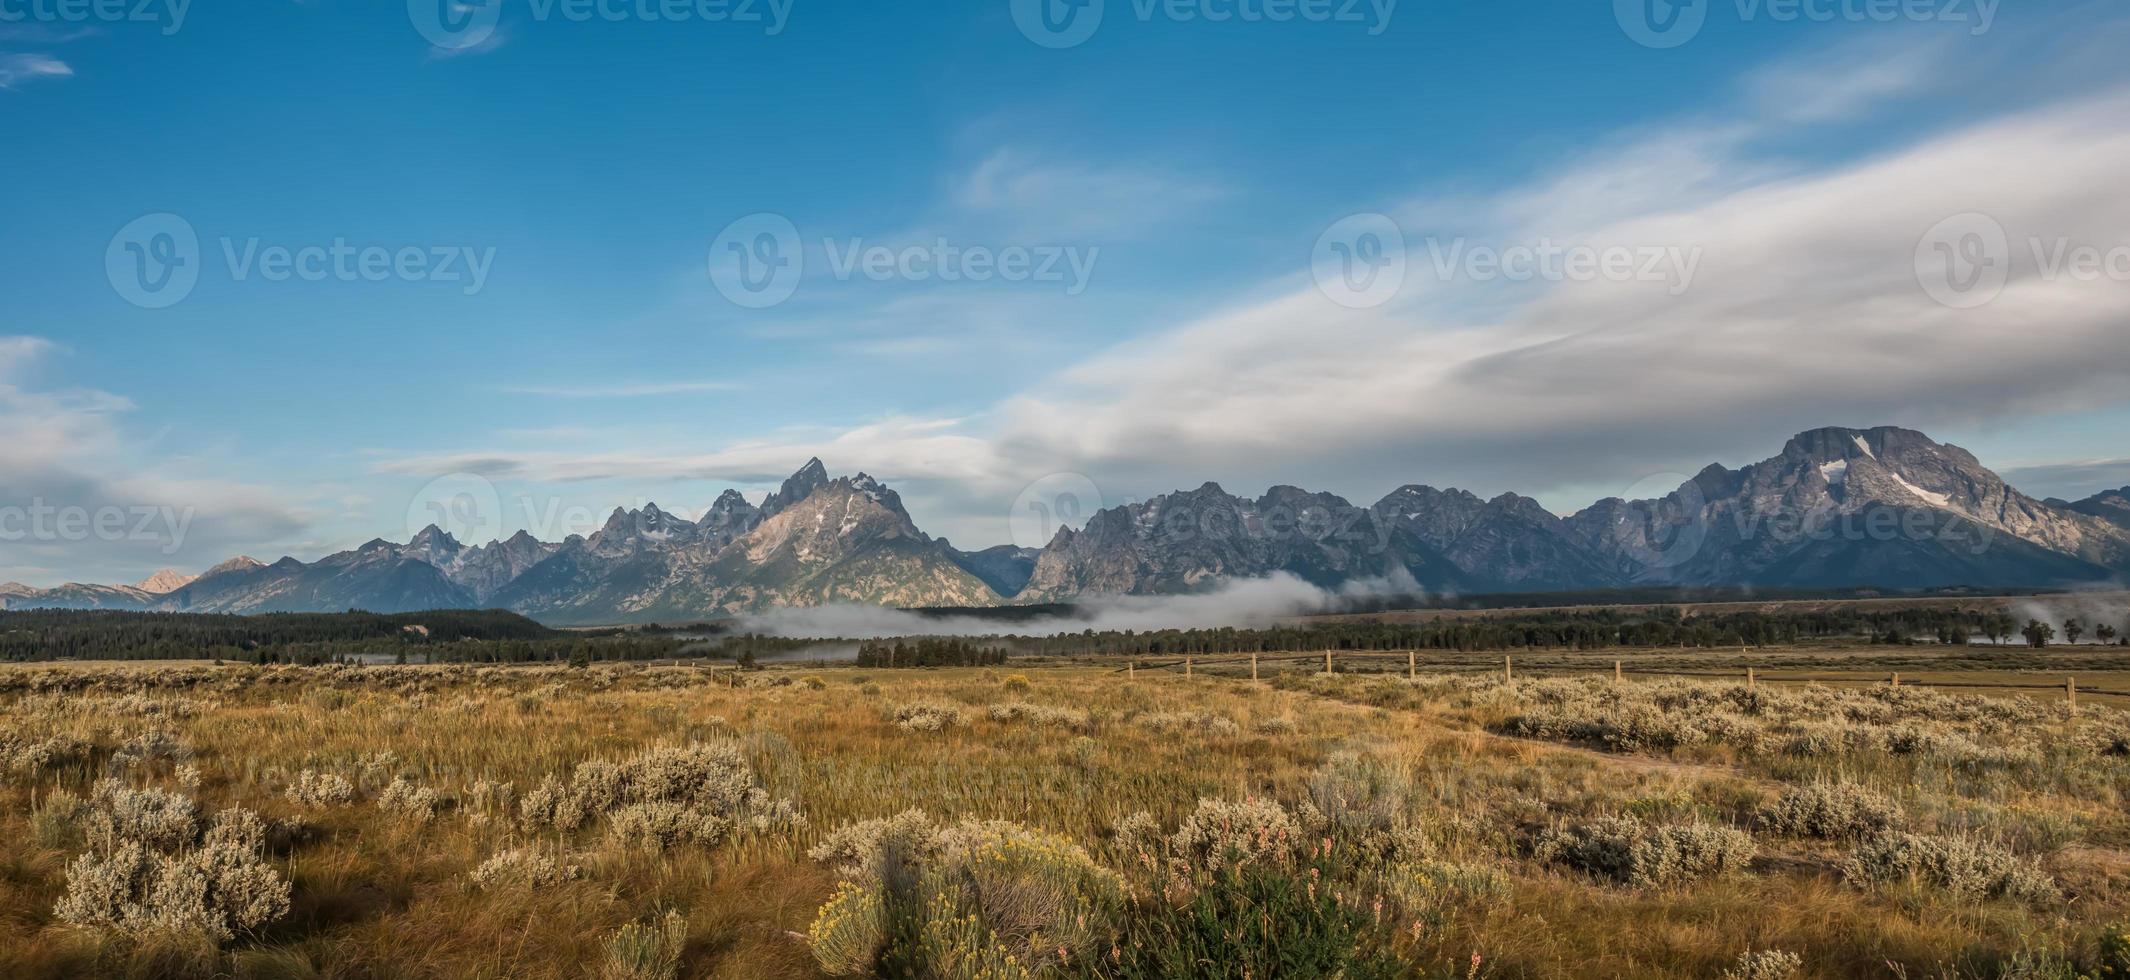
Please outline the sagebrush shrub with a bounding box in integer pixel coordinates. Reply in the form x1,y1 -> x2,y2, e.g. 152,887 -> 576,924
519,742 -> 800,845
1168,797 -> 1303,874
1841,832 -> 2059,904
1535,816 -> 1756,887
891,701 -> 964,733
378,776 -> 441,823
804,812 -> 1122,977
285,769 -> 356,807
1254,716 -> 1299,736
85,779 -> 198,852
809,808 -> 940,882
986,701 -> 1092,731
469,846 -> 583,889
54,805 -> 290,943
1759,782 -> 1901,840
1719,949 -> 1804,980
111,730 -> 192,769
1135,711 -> 1240,738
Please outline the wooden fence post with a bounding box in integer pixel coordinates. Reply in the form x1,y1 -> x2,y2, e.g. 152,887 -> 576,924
1504,655 -> 1513,682
2068,676 -> 2078,716
1747,667 -> 1756,690
1891,672 -> 1900,688
1251,652 -> 1259,682
1407,650 -> 1416,680
1324,649 -> 1333,675
1614,660 -> 1623,683
1185,654 -> 1192,678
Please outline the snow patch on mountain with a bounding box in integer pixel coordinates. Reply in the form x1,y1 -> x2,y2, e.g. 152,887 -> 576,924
1890,472 -> 1952,508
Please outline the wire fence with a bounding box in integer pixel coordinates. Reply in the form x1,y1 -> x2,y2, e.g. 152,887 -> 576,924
1103,650 -> 2130,700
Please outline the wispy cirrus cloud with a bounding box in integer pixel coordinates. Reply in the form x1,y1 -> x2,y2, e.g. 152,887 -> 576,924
954,148 -> 1229,240
0,53 -> 72,89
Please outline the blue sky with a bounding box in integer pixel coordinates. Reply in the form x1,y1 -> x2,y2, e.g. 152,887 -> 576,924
3,0 -> 2129,585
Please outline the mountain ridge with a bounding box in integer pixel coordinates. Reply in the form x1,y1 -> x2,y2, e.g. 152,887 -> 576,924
7,427 -> 2123,621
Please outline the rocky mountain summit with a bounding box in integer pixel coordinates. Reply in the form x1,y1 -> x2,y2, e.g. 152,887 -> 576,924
7,429 -> 2125,620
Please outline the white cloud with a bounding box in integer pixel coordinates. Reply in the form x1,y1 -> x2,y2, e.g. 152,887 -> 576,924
0,53 -> 72,88
368,39 -> 2130,548
0,337 -> 312,586
952,148 -> 1228,240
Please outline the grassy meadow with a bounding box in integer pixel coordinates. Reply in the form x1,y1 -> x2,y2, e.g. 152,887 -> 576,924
3,652 -> 2130,978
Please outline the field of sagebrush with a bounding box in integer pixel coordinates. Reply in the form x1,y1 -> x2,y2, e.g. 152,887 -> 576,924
3,659 -> 2130,979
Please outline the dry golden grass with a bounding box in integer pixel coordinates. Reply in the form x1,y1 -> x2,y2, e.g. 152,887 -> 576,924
1,657 -> 2127,978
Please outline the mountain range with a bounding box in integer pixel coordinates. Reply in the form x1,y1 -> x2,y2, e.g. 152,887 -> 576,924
4,427 -> 2125,624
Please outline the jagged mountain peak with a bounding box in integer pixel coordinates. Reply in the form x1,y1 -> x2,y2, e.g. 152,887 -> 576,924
199,556 -> 265,579
134,569 -> 197,594
1783,425 -> 1948,464
406,524 -> 463,553
1484,492 -> 1557,519
762,458 -> 832,517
